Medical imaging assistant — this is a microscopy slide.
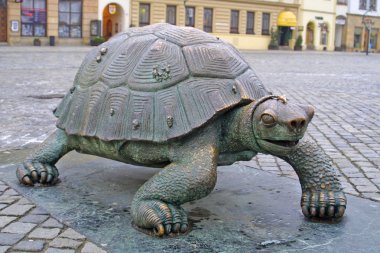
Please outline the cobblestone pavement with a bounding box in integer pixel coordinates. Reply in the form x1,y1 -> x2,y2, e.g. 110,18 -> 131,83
0,179 -> 107,252
0,47 -> 379,249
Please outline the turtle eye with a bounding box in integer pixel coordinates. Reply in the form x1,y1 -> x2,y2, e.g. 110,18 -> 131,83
261,113 -> 276,127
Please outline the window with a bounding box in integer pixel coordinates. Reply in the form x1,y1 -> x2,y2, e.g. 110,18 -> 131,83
360,0 -> 377,10
370,0 -> 377,9
230,10 -> 239,33
360,0 -> 367,9
354,27 -> 362,48
21,0 -> 47,37
320,24 -> 328,45
185,7 -> 195,27
246,12 -> 255,34
370,28 -> 378,49
58,0 -> 82,38
262,13 -> 270,35
203,8 -> 213,32
337,0 -> 347,4
166,5 -> 176,25
139,3 -> 150,27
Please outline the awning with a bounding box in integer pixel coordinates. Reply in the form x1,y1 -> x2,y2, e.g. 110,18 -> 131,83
277,11 -> 297,27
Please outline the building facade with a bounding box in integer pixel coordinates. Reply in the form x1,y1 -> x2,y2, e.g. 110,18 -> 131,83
345,0 -> 380,52
298,0 -> 336,51
129,0 -> 300,50
1,0 -> 98,46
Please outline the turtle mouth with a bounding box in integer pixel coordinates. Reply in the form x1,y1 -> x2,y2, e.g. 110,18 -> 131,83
263,139 -> 299,148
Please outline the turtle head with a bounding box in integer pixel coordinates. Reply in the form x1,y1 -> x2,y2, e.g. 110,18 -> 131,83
249,95 -> 314,156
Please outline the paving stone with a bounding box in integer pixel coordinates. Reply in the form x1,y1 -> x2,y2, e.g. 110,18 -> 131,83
45,248 -> 75,253
0,246 -> 10,253
81,242 -> 107,253
16,198 -> 32,205
49,237 -> 83,249
29,207 -> 49,215
1,222 -> 37,234
0,196 -> 21,204
59,228 -> 86,240
0,204 -> 34,216
19,214 -> 49,224
356,185 -> 379,193
13,240 -> 45,252
0,232 -> 24,245
41,218 -> 64,228
0,186 -> 8,192
28,228 -> 61,240
0,205 -> 7,210
0,216 -> 17,228
2,189 -> 19,197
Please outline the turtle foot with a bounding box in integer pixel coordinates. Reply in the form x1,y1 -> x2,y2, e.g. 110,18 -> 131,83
16,160 -> 59,186
132,200 -> 188,237
301,189 -> 346,219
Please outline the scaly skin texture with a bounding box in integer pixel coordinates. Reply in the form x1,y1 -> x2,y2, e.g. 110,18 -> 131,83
281,139 -> 346,218
16,129 -> 70,185
17,97 -> 347,237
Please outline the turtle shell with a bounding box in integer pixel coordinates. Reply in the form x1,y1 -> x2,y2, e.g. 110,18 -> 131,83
54,23 -> 270,142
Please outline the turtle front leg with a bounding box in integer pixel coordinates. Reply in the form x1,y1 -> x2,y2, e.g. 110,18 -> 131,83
131,143 -> 218,236
281,139 -> 346,219
16,129 -> 71,186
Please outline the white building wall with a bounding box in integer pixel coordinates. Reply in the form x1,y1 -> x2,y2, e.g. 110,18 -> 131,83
348,0 -> 380,16
98,0 -> 131,33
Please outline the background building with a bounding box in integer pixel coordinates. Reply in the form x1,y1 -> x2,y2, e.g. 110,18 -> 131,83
129,0 -> 300,50
2,0 -> 98,46
345,0 -> 380,52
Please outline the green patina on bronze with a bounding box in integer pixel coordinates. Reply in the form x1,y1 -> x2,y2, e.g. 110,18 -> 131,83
16,23 -> 346,237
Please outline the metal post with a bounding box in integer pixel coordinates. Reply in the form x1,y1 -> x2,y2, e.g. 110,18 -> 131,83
366,27 -> 370,55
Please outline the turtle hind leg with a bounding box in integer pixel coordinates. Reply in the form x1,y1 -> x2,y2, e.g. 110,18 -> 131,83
131,141 -> 218,236
16,129 -> 71,186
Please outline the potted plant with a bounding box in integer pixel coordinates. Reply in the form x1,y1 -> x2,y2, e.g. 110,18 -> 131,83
268,27 -> 279,50
33,38 -> 41,46
90,36 -> 105,46
294,35 -> 303,51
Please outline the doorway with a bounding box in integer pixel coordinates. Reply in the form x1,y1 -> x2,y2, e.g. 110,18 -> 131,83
306,22 -> 315,50
279,26 -> 292,46
103,3 -> 124,41
0,0 -> 7,42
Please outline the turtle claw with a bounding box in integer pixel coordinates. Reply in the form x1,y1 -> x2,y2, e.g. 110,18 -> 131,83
301,189 -> 346,219
16,161 -> 59,186
132,200 -> 188,237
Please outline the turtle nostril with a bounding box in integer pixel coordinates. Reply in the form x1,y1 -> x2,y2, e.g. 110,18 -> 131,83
300,119 -> 306,128
289,118 -> 306,130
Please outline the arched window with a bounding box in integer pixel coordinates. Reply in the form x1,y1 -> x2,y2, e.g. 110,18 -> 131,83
21,0 -> 47,37
59,0 -> 82,38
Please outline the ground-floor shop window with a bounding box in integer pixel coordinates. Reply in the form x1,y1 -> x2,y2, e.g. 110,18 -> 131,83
59,0 -> 82,38
320,24 -> 328,45
246,12 -> 255,34
185,7 -> 195,27
139,3 -> 150,27
166,5 -> 176,25
370,28 -> 378,49
354,27 -> 362,48
21,0 -> 47,37
262,13 -> 270,35
203,8 -> 213,33
230,10 -> 239,34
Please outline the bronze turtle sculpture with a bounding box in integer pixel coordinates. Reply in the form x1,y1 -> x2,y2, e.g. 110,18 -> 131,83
17,23 -> 346,236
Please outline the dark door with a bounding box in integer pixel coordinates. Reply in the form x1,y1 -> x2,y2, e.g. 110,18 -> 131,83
0,0 -> 7,42
279,27 -> 292,46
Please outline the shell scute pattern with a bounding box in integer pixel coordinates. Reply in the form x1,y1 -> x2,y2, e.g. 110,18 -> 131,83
183,43 -> 249,78
56,24 -> 269,142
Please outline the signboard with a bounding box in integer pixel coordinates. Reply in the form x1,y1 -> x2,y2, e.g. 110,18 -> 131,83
11,20 -> 19,32
109,4 -> 116,15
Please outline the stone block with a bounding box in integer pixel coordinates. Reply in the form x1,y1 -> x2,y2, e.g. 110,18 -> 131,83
19,214 -> 49,224
41,218 -> 64,228
50,238 -> 83,249
13,240 -> 45,252
1,222 -> 36,234
81,242 -> 107,253
0,216 -> 17,228
0,232 -> 24,245
28,228 -> 61,240
0,204 -> 34,216
59,228 -> 86,240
